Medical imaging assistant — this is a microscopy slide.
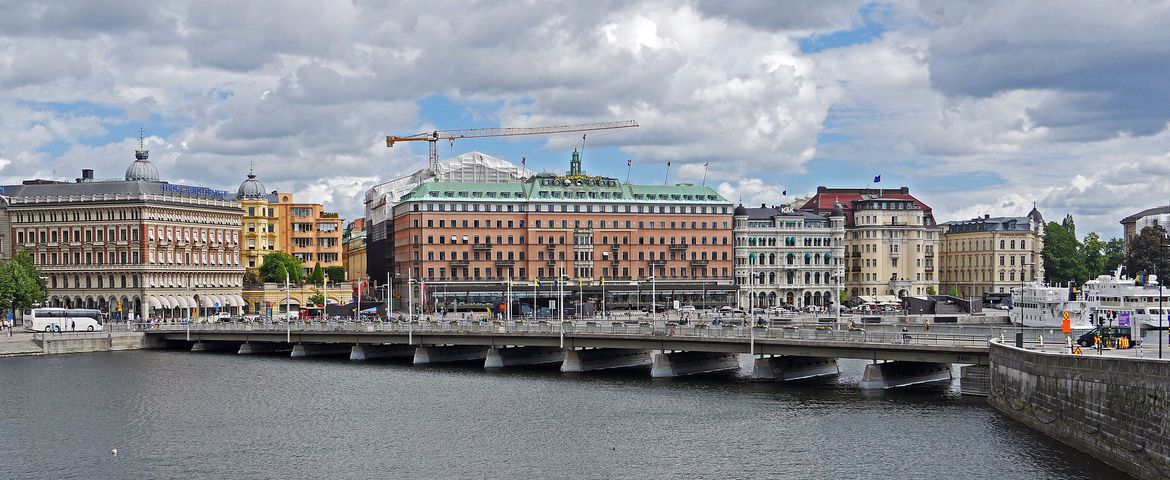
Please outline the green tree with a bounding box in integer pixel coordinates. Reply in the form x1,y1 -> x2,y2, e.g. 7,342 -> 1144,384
925,286 -> 936,295
1103,238 -> 1125,274
1080,232 -> 1107,277
1042,221 -> 1088,285
309,262 -> 325,285
947,286 -> 962,297
325,266 -> 346,283
259,252 -> 304,284
1061,214 -> 1076,238
308,293 -> 325,307
0,251 -> 47,319
1124,225 -> 1170,277
243,269 -> 261,285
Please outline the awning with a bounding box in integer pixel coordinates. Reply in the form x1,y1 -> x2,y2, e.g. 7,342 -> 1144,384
198,296 -> 213,307
175,296 -> 190,309
233,294 -> 246,307
225,295 -> 238,307
160,296 -> 174,309
186,296 -> 198,309
148,296 -> 162,309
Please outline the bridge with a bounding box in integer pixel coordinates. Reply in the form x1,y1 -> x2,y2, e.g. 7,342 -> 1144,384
143,320 -> 993,391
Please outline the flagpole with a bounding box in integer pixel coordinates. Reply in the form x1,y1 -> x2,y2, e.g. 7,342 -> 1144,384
702,162 -> 709,186
664,162 -> 671,186
625,160 -> 632,184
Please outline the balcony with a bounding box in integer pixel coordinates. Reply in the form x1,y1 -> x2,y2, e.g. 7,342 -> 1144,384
648,260 -> 666,266
669,244 -> 688,251
690,260 -> 709,267
450,260 -> 469,267
925,250 -> 935,258
545,243 -> 556,250
473,243 -> 493,250
495,259 -> 515,267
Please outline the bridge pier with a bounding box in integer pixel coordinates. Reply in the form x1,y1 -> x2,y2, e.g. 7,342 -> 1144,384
561,348 -> 652,373
484,347 -> 565,368
650,351 -> 740,378
350,344 -> 415,361
751,355 -> 840,381
959,365 -> 990,396
290,343 -> 351,358
413,345 -> 490,365
238,342 -> 292,355
190,341 -> 238,353
859,361 -> 952,390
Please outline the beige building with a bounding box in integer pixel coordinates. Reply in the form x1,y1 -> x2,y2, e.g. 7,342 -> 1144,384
940,209 -> 1045,299
343,217 -> 367,283
230,171 -> 344,277
3,149 -> 245,321
803,187 -> 941,299
1120,205 -> 1170,255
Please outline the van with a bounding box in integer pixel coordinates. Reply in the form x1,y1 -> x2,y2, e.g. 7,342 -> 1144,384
679,305 -> 696,314
1076,326 -> 1133,347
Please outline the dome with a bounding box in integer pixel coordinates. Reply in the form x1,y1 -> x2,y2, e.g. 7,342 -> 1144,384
1027,203 -> 1044,224
830,202 -> 845,217
237,173 -> 266,199
734,204 -> 748,216
125,149 -> 159,182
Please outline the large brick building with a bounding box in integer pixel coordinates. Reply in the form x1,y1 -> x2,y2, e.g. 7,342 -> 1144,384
2,147 -> 245,321
390,150 -> 736,313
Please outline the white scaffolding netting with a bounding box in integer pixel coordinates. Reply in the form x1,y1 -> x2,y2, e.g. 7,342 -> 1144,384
364,151 -> 534,238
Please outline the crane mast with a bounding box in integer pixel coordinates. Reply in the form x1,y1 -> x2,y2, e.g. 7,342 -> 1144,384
386,120 -> 638,172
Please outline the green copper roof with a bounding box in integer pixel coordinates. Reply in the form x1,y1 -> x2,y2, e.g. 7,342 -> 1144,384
400,175 -> 730,204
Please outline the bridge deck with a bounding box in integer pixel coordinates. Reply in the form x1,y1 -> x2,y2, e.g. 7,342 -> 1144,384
146,321 -> 990,365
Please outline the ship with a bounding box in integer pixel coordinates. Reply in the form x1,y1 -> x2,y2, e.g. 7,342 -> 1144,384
1010,281 -> 1094,330
1082,267 -> 1168,330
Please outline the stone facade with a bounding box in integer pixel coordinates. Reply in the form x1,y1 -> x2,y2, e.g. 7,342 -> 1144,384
343,217 -> 367,283
732,205 -> 846,310
988,341 -> 1170,480
939,209 -> 1045,299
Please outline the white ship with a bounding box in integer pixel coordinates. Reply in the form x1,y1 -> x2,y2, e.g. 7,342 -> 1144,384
1010,281 -> 1094,329
1082,267 -> 1168,330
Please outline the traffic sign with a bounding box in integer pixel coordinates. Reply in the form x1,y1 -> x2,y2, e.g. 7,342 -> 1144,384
1119,311 -> 1131,326
1062,311 -> 1070,320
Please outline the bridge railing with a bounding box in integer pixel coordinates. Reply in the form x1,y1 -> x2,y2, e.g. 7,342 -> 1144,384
144,320 -> 994,348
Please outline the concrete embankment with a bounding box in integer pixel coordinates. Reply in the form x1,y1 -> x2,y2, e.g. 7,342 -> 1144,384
988,341 -> 1170,479
0,332 -> 147,357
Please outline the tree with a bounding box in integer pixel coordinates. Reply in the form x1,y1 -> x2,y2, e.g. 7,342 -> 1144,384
325,266 -> 346,283
308,293 -> 325,307
1080,232 -> 1107,277
260,252 -> 304,284
947,286 -> 962,298
1042,221 -> 1088,286
243,269 -> 261,285
1103,238 -> 1125,274
925,286 -> 936,295
0,251 -> 46,320
309,262 -> 325,285
1061,214 -> 1077,238
1124,225 -> 1170,277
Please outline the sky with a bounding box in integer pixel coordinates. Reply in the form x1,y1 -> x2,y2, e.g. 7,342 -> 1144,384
2,0 -> 1169,238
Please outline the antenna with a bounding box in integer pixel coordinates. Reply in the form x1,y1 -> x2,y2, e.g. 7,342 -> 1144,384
138,128 -> 145,149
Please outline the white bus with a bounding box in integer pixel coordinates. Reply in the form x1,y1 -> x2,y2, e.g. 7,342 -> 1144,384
26,308 -> 104,332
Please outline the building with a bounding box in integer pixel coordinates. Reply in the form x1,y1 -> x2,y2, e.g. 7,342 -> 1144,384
802,186 -> 941,299
236,169 -> 278,274
232,170 -> 344,276
0,193 -> 10,260
939,209 -> 1046,299
363,151 -> 534,290
390,150 -> 736,313
1120,205 -> 1170,254
343,217 -> 367,283
732,204 -> 846,311
2,147 -> 245,321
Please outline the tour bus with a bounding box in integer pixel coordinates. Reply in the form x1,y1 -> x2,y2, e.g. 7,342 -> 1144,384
26,308 -> 104,332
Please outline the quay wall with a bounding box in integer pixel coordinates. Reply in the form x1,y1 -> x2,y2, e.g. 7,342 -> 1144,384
988,341 -> 1170,480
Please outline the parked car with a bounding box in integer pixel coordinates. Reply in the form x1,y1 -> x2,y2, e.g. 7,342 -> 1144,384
1076,326 -> 1133,347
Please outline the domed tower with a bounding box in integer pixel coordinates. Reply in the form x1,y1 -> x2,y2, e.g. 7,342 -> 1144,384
237,166 -> 267,199
124,147 -> 160,182
733,204 -> 749,228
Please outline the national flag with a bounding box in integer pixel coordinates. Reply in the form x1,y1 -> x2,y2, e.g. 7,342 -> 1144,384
873,174 -> 881,183
782,189 -> 787,195
667,161 -> 671,167
534,279 -> 540,287
703,162 -> 709,167
627,159 -> 632,167
600,278 -> 605,285
521,156 -> 526,166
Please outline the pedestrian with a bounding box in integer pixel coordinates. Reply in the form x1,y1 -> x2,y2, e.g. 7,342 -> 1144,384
71,320 -> 76,331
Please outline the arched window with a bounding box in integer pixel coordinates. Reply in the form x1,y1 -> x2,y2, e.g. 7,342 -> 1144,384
1020,240 -> 1026,249
1010,240 -> 1016,249
999,239 -> 1005,249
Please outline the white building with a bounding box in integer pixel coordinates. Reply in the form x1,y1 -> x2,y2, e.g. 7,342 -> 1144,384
733,204 -> 846,311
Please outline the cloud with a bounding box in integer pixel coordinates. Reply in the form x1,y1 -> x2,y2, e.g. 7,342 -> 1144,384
716,177 -> 788,207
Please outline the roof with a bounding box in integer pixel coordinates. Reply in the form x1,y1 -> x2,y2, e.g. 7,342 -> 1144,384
801,186 -> 935,227
0,179 -> 233,201
400,175 -> 730,205
942,215 -> 1034,234
1121,205 -> 1170,224
739,205 -> 828,222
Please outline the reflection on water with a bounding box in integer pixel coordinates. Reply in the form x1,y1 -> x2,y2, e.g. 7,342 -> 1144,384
0,351 -> 1128,480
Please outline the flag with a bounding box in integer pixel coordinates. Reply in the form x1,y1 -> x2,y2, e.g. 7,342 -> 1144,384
703,162 -> 709,167
873,174 -> 881,183
782,190 -> 787,195
667,161 -> 671,167
534,279 -> 540,287
627,159 -> 632,167
521,156 -> 526,166
600,278 -> 605,285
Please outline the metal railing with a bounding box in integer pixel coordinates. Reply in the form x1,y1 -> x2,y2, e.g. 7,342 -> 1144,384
145,320 -> 994,348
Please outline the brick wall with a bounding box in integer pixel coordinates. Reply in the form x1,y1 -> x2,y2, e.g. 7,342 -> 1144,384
988,341 -> 1170,479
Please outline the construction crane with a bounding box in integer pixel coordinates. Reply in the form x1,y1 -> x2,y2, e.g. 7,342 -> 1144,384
386,120 -> 639,172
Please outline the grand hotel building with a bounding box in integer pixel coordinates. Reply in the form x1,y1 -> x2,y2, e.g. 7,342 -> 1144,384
390,151 -> 736,311
1,148 -> 245,321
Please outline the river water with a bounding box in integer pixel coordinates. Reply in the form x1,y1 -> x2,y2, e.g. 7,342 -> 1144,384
0,351 -> 1128,479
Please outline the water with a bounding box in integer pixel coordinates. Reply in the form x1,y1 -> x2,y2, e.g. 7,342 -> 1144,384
0,351 -> 1127,479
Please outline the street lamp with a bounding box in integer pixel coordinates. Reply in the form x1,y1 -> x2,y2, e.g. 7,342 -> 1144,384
650,275 -> 656,318
1015,262 -> 1032,347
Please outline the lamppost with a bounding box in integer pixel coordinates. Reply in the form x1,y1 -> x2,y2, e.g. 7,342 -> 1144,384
321,273 -> 328,320
1160,236 -> 1169,359
833,266 -> 843,324
1016,262 -> 1032,347
650,275 -> 656,318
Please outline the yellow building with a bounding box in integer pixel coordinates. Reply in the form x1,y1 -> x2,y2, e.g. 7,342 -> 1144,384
234,171 -> 344,277
940,209 -> 1046,299
237,171 -> 279,273
343,217 -> 367,283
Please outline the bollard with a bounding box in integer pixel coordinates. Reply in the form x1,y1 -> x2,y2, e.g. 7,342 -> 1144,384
1038,335 -> 1044,347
